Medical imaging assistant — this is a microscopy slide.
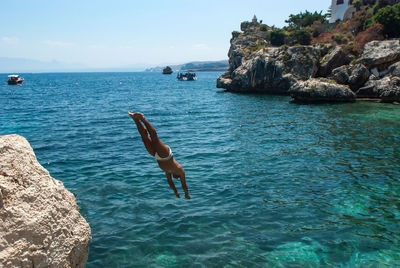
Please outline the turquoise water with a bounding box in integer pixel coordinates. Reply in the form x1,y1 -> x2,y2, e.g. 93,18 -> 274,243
1,72 -> 400,267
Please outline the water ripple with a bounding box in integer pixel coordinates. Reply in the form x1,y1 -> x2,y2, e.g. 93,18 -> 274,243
1,72 -> 400,267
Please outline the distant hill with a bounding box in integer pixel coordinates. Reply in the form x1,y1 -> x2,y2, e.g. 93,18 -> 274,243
0,57 -> 149,73
0,57 -> 229,73
0,57 -> 84,73
145,60 -> 229,72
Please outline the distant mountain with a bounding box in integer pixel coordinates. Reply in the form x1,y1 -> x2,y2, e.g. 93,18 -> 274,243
0,57 -> 229,73
0,57 -> 84,73
0,57 -> 152,73
145,60 -> 229,72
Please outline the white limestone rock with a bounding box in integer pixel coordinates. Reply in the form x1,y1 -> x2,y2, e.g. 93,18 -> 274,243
289,78 -> 356,103
0,134 -> 91,268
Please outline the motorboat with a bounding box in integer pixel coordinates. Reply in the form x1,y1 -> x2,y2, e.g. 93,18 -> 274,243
177,72 -> 197,81
8,75 -> 24,85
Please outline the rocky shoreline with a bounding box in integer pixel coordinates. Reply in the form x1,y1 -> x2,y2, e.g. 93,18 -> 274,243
0,135 -> 91,267
217,25 -> 400,104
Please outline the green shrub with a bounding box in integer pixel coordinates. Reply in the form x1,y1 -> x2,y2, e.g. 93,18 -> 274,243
266,29 -> 287,46
289,29 -> 312,45
260,24 -> 268,31
372,3 -> 400,37
332,34 -> 349,44
352,0 -> 362,11
311,28 -> 320,37
285,10 -> 328,29
248,40 -> 267,53
345,42 -> 355,52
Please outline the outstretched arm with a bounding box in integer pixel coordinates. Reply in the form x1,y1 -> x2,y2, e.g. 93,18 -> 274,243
166,173 -> 180,198
179,173 -> 190,199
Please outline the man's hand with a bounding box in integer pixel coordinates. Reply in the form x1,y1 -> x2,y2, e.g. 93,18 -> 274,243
166,173 -> 180,198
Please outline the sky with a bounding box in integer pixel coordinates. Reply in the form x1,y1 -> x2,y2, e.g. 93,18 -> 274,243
0,0 -> 330,70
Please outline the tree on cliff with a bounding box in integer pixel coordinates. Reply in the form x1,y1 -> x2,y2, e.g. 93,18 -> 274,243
267,29 -> 286,46
367,2 -> 400,37
289,29 -> 312,45
285,10 -> 328,29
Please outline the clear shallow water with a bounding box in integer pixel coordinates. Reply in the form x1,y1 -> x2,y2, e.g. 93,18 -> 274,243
1,72 -> 400,267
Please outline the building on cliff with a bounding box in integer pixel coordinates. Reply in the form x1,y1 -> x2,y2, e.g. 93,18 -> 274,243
252,15 -> 259,25
329,0 -> 400,23
329,0 -> 356,23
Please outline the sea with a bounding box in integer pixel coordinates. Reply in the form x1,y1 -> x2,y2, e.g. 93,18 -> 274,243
1,72 -> 400,267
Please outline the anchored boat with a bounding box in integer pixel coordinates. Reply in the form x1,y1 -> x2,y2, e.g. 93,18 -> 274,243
177,72 -> 197,81
7,75 -> 24,85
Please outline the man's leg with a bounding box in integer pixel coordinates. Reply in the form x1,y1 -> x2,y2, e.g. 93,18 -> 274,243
136,113 -> 170,157
129,112 -> 155,156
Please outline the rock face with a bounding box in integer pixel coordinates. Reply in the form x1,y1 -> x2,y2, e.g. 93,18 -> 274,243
359,40 -> 400,68
357,76 -> 400,102
0,135 -> 91,268
217,28 -> 350,94
331,64 -> 370,90
217,35 -> 329,93
318,46 -> 351,77
217,23 -> 400,103
162,66 -> 173,74
290,78 -> 356,103
389,61 -> 400,77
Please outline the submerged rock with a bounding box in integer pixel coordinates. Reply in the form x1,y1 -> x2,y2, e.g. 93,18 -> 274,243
0,134 -> 91,267
289,78 -> 356,103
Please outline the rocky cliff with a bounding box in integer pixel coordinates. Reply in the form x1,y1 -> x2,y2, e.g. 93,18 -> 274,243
217,27 -> 400,103
0,135 -> 91,267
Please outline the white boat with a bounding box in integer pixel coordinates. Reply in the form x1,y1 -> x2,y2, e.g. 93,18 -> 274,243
8,75 -> 24,85
177,72 -> 197,81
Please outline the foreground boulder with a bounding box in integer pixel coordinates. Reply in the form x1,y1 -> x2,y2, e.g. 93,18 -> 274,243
0,135 -> 91,267
290,78 -> 356,103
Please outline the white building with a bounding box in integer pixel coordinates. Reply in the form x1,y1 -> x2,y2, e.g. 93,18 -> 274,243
329,0 -> 356,23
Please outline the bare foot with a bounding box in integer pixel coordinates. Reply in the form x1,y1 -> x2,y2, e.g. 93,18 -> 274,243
128,112 -> 143,120
134,112 -> 144,120
128,111 -> 135,119
185,193 -> 191,199
175,191 -> 181,198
